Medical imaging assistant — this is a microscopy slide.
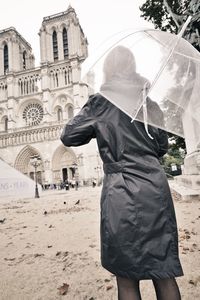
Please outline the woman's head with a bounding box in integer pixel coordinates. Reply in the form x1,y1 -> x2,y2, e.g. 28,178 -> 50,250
103,45 -> 136,82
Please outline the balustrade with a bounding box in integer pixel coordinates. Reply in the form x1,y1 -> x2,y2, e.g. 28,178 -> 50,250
0,124 -> 64,148
17,73 -> 41,96
50,65 -> 72,89
1,62 -> 73,100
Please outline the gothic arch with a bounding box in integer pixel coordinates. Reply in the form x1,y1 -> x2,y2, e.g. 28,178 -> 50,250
62,27 -> 69,59
52,144 -> 76,170
54,105 -> 63,121
14,145 -> 44,175
49,26 -> 58,35
59,23 -> 69,31
52,145 -> 77,182
0,115 -> 8,131
52,30 -> 58,61
58,93 -> 73,102
1,114 -> 8,122
52,93 -> 73,112
3,43 -> 9,73
22,50 -> 27,70
65,104 -> 74,119
0,40 -> 8,48
17,98 -> 42,113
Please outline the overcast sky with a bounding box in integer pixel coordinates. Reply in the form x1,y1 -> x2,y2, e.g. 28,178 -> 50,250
0,0 -> 154,65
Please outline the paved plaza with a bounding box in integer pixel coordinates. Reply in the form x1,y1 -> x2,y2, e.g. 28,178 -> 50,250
0,186 -> 199,299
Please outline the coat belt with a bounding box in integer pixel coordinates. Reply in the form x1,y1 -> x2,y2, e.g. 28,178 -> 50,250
103,161 -> 125,174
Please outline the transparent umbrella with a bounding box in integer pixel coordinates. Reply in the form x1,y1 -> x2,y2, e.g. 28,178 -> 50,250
82,17 -> 200,148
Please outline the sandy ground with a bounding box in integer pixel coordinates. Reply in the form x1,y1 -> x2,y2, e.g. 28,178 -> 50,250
0,186 -> 199,300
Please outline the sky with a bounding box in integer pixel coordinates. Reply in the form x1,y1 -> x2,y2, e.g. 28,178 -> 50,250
0,0 -> 154,66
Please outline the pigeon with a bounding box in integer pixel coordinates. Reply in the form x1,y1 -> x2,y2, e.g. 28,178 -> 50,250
75,200 -> 80,205
43,211 -> 48,215
0,218 -> 6,224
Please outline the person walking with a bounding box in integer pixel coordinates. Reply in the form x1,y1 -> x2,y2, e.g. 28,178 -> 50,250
92,179 -> 97,188
60,46 -> 183,300
75,179 -> 79,190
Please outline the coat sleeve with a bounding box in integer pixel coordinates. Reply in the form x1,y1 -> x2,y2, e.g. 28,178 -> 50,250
60,97 -> 96,147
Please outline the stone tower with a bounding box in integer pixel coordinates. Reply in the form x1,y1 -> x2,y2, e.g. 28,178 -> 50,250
0,27 -> 35,75
0,6 -> 102,189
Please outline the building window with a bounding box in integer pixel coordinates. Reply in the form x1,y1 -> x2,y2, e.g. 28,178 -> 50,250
68,106 -> 74,119
52,31 -> 58,61
4,44 -> 9,74
63,28 -> 69,59
57,108 -> 63,121
23,51 -> 26,70
4,117 -> 8,131
23,103 -> 44,126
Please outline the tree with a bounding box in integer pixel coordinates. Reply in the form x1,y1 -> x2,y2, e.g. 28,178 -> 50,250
159,131 -> 185,177
140,0 -> 200,152
140,1 -> 200,51
140,0 -> 187,32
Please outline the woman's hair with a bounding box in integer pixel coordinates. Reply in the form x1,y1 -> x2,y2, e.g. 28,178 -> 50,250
103,45 -> 136,82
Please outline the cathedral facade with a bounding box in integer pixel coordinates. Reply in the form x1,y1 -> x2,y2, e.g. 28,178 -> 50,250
0,6 -> 102,186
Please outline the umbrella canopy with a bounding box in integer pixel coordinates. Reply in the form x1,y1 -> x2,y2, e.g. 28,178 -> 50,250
82,25 -> 200,148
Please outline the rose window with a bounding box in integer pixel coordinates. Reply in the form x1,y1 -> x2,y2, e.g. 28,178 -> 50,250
23,103 -> 43,126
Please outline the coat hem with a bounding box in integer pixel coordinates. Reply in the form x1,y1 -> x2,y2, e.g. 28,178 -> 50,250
102,264 -> 184,280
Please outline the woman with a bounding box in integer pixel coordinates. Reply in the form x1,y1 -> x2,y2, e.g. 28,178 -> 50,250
61,46 -> 183,300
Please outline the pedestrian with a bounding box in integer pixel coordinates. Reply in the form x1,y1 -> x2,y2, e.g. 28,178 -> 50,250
71,177 -> 75,188
75,180 -> 79,190
60,45 -> 183,300
92,179 -> 97,188
65,179 -> 69,190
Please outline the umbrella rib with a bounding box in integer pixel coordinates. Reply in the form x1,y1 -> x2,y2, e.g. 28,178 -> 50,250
172,50 -> 200,62
143,31 -> 173,48
146,29 -> 190,99
144,31 -> 200,62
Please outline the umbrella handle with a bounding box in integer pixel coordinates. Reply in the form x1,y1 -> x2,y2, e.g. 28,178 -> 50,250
142,83 -> 154,140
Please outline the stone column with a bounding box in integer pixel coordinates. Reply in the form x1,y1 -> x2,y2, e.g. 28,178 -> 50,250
46,32 -> 54,63
41,64 -> 52,123
12,40 -> 20,71
8,40 -> 13,72
68,21 -> 76,57
70,59 -> 82,114
0,46 -> 4,76
6,74 -> 15,130
39,27 -> 47,64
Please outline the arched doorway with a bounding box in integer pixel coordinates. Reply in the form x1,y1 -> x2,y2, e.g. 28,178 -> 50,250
14,145 -> 44,184
62,168 -> 68,182
52,145 -> 77,183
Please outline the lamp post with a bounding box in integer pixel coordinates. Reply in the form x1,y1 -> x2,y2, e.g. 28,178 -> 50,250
30,155 -> 41,198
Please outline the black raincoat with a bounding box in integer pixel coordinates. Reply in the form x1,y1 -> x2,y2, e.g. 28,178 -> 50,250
60,93 -> 183,280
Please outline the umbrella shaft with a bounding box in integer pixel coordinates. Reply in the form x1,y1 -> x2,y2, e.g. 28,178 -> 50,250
178,16 -> 192,37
